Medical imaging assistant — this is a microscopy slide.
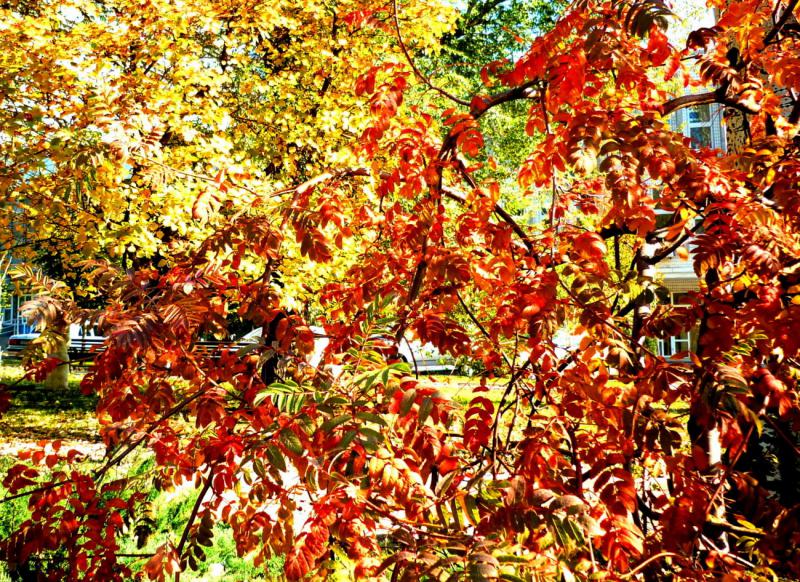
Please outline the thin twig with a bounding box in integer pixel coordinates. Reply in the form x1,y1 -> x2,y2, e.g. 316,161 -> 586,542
0,479 -> 70,505
174,466 -> 215,582
92,386 -> 206,482
764,0 -> 799,44
391,0 -> 470,107
762,414 -> 800,457
619,552 -> 684,579
93,344 -> 232,482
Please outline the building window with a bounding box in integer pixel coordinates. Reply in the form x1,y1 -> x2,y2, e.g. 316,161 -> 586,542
688,104 -> 713,148
1,301 -> 11,329
11,294 -> 36,335
656,292 -> 693,359
669,102 -> 725,152
658,330 -> 691,358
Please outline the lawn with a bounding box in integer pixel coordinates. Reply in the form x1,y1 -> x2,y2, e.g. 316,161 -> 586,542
0,365 -> 102,458
413,373 -> 508,404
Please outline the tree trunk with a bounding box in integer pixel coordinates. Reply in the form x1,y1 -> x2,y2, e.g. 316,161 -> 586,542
43,326 -> 69,390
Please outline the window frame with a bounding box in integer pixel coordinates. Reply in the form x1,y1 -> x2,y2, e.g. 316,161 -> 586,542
656,291 -> 693,360
669,101 -> 726,152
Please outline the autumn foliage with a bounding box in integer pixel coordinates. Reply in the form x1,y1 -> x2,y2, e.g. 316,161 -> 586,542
1,0 -> 800,579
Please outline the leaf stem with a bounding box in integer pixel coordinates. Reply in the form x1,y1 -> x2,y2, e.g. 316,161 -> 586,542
391,0 -> 470,107
175,466 -> 215,582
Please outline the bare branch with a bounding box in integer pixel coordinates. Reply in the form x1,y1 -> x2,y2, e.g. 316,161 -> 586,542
392,0 -> 470,107
661,89 -> 760,118
765,0 -> 800,44
661,91 -> 720,117
441,187 -> 534,254
174,467 -> 214,582
471,80 -> 540,119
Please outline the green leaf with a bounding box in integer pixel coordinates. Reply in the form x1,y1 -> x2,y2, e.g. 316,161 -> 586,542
254,379 -> 307,413
339,430 -> 358,450
399,388 -> 416,416
236,342 -> 259,356
358,426 -> 383,441
462,494 -> 480,526
450,497 -> 462,530
497,555 -> 528,564
419,396 -> 433,423
269,379 -> 300,392
320,414 -> 351,433
266,445 -> 287,472
355,411 -> 387,426
435,470 -> 457,496
353,369 -> 377,389
252,390 -> 270,407
358,426 -> 383,450
253,457 -> 268,479
279,429 -> 304,455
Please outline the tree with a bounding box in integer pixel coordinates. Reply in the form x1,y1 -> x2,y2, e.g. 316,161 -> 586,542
1,0 -> 800,580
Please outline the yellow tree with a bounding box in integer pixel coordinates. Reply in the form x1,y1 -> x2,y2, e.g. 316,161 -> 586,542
0,0 -> 455,302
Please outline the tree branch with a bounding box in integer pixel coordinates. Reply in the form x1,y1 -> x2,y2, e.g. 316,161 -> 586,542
619,552 -> 686,579
789,95 -> 800,125
661,89 -> 760,118
648,222 -> 703,265
392,0 -> 470,107
471,80 -> 540,119
765,0 -> 799,44
0,479 -> 70,505
174,466 -> 214,582
455,288 -> 510,369
661,91 -> 720,117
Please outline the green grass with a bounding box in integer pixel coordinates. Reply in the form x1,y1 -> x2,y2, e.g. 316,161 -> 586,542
427,374 -> 508,405
113,464 -> 285,580
0,456 -> 31,540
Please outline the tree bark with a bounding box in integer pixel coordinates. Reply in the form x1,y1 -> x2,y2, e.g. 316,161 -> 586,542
43,323 -> 69,390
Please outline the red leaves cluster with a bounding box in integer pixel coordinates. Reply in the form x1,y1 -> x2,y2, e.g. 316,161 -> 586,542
0,464 -> 138,581
284,505 -> 336,580
464,390 -> 493,453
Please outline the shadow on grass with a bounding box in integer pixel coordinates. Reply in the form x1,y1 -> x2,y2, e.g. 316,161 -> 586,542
0,363 -> 100,444
5,384 -> 97,412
